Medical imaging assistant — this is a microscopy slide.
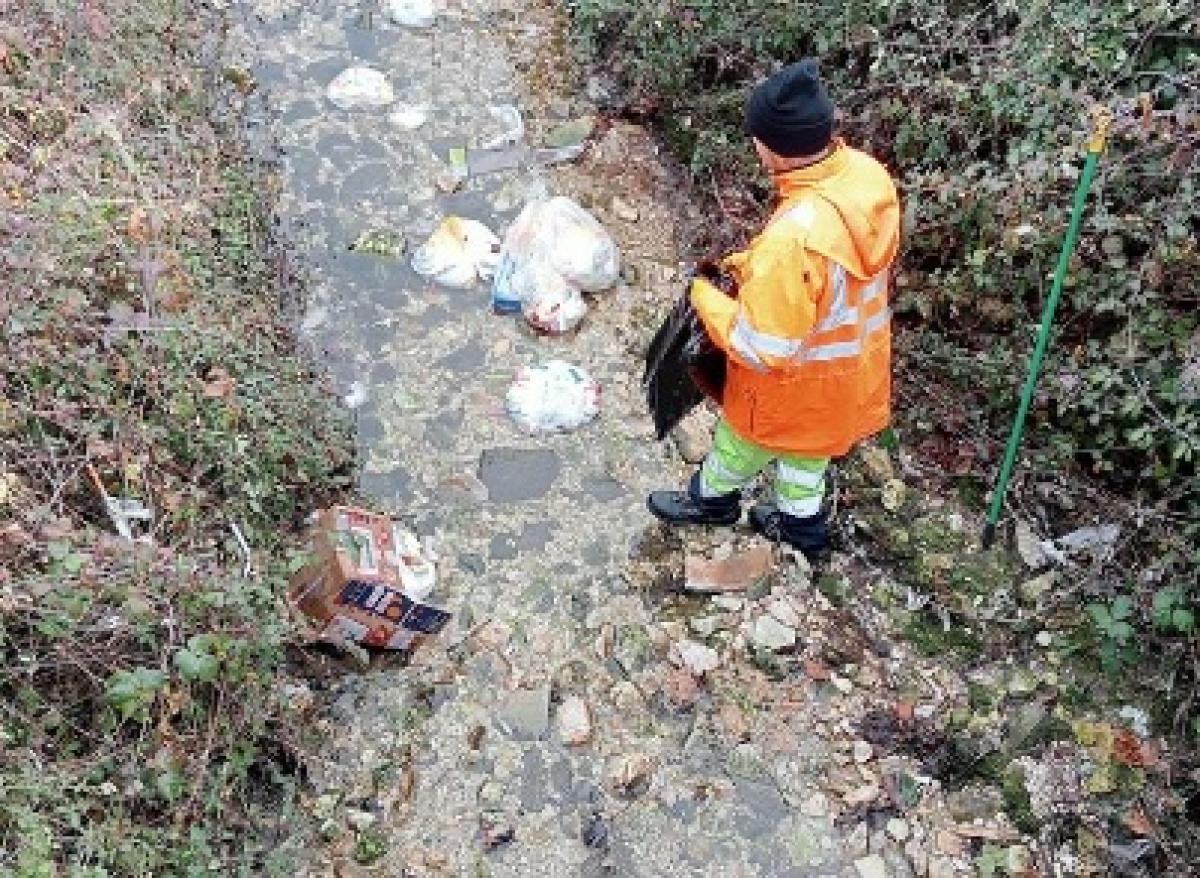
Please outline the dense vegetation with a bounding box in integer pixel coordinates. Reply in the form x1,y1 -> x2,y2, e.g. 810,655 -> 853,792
568,0 -> 1198,683
0,2 -> 353,873
568,0 -> 1199,864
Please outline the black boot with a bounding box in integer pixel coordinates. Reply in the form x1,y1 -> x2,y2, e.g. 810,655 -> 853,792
749,504 -> 830,559
648,472 -> 741,527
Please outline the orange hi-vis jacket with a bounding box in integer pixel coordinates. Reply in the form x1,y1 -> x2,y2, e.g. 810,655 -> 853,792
690,140 -> 901,458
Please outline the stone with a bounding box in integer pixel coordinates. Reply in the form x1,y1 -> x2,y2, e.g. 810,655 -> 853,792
831,674 -> 854,695
346,808 -> 377,831
767,598 -> 801,628
671,417 -> 712,464
689,615 -> 720,637
495,686 -> 551,740
859,445 -> 894,484
935,830 -> 967,857
685,545 -> 773,593
751,615 -> 797,653
928,856 -> 957,878
670,638 -> 720,677
1014,519 -> 1049,569
558,696 -> 592,746
886,818 -> 910,842
800,792 -> 829,818
660,667 -> 701,707
544,115 -> 596,149
880,478 -> 906,512
1035,630 -> 1053,647
712,595 -> 745,612
608,753 -> 653,794
854,854 -> 889,878
843,782 -> 881,807
852,740 -> 873,764
1019,570 -> 1058,604
611,197 -> 640,223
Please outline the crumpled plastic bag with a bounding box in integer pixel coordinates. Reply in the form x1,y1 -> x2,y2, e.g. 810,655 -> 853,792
411,216 -> 500,288
326,67 -> 395,109
524,286 -> 588,335
386,0 -> 436,28
506,360 -> 600,433
491,196 -> 620,320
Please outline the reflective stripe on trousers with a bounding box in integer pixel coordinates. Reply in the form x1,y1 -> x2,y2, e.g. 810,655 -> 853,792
700,421 -> 828,518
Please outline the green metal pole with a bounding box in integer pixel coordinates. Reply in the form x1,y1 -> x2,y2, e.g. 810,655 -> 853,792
982,111 -> 1111,549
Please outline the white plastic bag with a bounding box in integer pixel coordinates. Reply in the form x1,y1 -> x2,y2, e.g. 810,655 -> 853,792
491,196 -> 620,315
411,217 -> 500,288
326,67 -> 394,110
386,0 -> 436,28
505,360 -> 600,433
524,286 -> 588,335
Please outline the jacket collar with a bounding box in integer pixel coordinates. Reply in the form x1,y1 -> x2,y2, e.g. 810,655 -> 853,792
772,139 -> 849,200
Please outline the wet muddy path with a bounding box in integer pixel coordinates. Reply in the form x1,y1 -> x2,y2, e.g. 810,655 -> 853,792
229,1 -> 863,874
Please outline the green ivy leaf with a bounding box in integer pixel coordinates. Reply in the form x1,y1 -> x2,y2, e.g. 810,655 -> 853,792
1087,603 -> 1112,630
105,667 -> 166,720
1172,608 -> 1195,634
1111,596 -> 1133,620
174,647 -> 219,683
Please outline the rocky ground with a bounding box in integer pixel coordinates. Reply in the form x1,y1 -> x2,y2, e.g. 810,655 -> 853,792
225,1 -> 1177,875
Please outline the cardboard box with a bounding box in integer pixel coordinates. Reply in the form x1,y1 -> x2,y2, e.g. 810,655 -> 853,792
288,506 -> 451,651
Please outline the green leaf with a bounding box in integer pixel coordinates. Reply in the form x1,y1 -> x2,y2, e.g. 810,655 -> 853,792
1112,621 -> 1135,643
174,647 -> 219,683
1111,596 -> 1133,620
1172,608 -> 1195,634
105,667 -> 166,720
1087,603 -> 1112,629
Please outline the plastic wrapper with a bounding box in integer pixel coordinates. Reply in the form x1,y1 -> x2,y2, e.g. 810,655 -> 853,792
411,216 -> 500,288
523,286 -> 587,335
491,196 -> 619,316
326,67 -> 394,109
505,360 -> 600,433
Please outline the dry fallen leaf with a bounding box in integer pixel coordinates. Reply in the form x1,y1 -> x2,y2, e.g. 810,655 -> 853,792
803,658 -> 831,681
1123,807 -> 1154,836
127,206 -> 150,244
201,367 -> 235,399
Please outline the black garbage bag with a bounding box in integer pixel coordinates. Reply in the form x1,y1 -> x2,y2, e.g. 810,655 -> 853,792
643,264 -> 736,440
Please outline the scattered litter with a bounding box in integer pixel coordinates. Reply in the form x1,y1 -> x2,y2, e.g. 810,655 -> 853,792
1118,705 -> 1150,738
482,104 -> 525,150
1053,523 -> 1121,558
491,196 -> 619,317
349,228 -> 405,257
229,520 -> 256,578
288,506 -> 450,651
389,103 -> 429,130
343,381 -> 368,409
86,464 -> 152,541
505,360 -> 600,433
684,545 -> 773,593
326,66 -> 394,110
523,285 -> 587,335
386,0 -> 435,28
411,216 -> 500,288
543,115 -> 595,150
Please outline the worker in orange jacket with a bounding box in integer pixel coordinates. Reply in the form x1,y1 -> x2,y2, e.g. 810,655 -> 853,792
648,59 -> 901,559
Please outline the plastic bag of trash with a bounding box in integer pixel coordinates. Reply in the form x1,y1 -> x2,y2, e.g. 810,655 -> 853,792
412,217 -> 500,288
386,0 -> 436,28
491,196 -> 619,314
327,67 -> 395,109
524,286 -> 588,335
506,360 -> 600,433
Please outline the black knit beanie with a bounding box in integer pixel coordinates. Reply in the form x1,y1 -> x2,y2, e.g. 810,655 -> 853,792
744,59 -> 835,158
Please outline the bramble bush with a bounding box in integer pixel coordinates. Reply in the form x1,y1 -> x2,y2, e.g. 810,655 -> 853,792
1,1 -> 353,873
567,0 -> 1199,640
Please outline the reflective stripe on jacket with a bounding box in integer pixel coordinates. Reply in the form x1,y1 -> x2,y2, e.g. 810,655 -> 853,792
690,141 -> 901,457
